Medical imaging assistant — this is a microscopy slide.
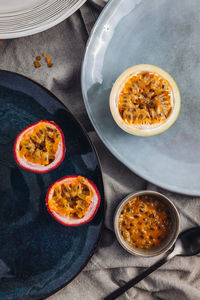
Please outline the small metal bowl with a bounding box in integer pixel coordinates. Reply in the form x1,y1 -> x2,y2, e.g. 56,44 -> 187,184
114,190 -> 180,257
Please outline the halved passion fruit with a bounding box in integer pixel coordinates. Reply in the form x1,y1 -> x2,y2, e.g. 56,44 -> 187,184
110,64 -> 181,136
46,176 -> 100,226
14,120 -> 66,173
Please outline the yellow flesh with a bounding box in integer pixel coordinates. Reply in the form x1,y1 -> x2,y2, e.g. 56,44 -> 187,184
19,122 -> 61,166
118,72 -> 172,125
48,176 -> 93,219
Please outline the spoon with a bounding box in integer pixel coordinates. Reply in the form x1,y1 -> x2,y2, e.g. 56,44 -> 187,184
104,227 -> 200,300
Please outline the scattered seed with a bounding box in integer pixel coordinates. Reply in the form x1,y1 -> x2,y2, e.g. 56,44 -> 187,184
34,61 -> 41,68
47,63 -> 53,68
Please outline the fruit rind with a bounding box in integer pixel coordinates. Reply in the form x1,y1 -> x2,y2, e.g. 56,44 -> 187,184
110,64 -> 181,136
46,175 -> 101,226
14,120 -> 66,173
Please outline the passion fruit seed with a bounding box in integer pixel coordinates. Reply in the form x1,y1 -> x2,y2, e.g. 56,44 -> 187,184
19,123 -> 61,166
118,72 -> 172,125
48,176 -> 93,219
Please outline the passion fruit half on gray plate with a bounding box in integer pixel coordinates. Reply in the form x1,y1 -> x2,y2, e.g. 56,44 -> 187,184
110,64 -> 181,136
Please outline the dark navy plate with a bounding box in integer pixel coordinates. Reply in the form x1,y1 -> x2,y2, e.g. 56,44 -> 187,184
0,70 -> 104,300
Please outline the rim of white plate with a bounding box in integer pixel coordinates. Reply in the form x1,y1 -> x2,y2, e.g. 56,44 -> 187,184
0,0 -> 87,39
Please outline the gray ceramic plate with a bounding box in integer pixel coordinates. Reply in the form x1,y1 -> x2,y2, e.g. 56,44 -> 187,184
82,0 -> 200,196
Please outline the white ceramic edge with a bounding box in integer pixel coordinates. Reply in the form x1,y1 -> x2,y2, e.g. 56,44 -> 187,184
109,64 -> 181,137
113,190 -> 180,257
0,0 -> 87,39
81,0 -> 200,196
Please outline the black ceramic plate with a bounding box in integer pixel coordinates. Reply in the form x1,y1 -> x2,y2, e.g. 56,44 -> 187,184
0,70 -> 104,299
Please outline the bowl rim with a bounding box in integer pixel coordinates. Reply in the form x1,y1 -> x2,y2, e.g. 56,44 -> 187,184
114,190 -> 180,257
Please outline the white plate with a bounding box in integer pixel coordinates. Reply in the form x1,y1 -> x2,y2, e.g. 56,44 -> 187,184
0,0 -> 86,39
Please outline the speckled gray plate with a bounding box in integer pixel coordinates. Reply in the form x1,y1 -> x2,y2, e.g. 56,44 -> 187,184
81,0 -> 200,196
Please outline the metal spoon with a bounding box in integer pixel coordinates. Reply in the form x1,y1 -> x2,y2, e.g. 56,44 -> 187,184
104,227 -> 200,300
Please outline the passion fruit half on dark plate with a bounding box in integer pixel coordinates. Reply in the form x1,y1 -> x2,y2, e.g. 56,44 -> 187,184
46,175 -> 101,226
14,120 -> 66,173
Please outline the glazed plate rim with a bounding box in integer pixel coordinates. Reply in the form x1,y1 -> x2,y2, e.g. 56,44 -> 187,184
81,0 -> 199,196
0,0 -> 87,39
0,69 -> 105,299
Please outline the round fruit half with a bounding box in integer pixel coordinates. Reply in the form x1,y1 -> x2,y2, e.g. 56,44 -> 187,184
14,120 -> 66,173
110,64 -> 181,136
46,175 -> 101,226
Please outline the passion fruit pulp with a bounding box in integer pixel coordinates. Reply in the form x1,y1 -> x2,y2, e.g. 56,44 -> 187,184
46,176 -> 101,226
110,64 -> 181,136
14,120 -> 66,173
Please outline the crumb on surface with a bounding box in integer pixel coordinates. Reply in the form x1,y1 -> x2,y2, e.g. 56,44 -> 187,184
34,61 -> 41,68
33,53 -> 53,68
46,57 -> 53,68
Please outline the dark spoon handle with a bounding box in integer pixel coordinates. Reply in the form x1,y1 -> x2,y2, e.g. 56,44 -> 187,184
104,256 -> 168,300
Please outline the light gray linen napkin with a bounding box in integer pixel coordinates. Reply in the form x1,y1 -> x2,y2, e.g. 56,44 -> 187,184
0,1 -> 200,299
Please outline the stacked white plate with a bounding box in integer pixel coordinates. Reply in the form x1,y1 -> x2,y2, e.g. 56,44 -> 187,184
0,0 -> 86,39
